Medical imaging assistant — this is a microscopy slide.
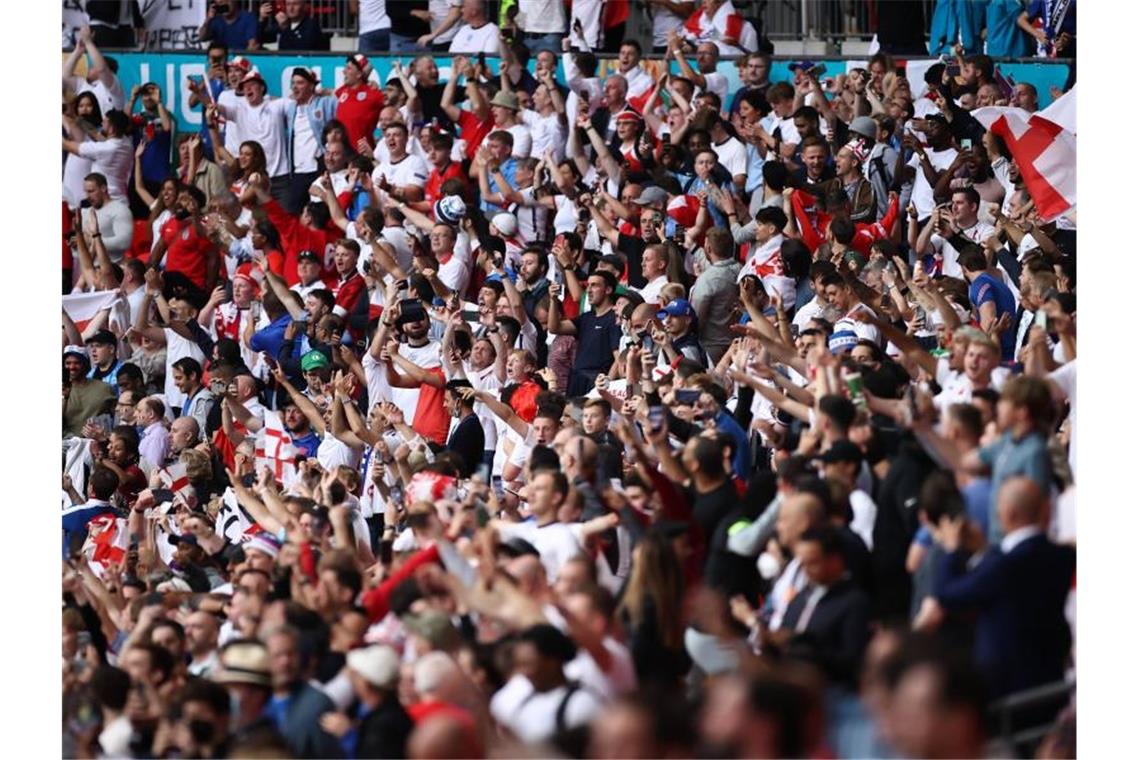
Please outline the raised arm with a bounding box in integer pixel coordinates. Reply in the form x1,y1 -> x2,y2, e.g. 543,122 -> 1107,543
81,29 -> 116,89
465,387 -> 530,439
545,281 -> 577,336
270,366 -> 327,435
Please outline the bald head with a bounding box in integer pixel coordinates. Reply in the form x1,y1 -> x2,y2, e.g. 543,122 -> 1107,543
997,477 -> 1047,532
565,435 -> 598,471
235,375 -> 258,401
776,493 -> 826,547
170,416 -> 200,453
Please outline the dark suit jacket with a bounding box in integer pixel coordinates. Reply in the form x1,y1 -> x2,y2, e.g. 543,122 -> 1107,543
781,578 -> 872,689
357,697 -> 414,760
446,413 -> 485,478
936,534 -> 1075,697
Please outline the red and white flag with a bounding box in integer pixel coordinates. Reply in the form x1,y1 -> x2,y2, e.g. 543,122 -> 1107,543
973,102 -> 1076,222
682,0 -> 755,52
63,290 -> 120,333
255,412 -> 299,486
81,514 -> 129,578
215,487 -> 264,546
158,462 -> 197,507
405,471 -> 457,506
666,195 -> 702,229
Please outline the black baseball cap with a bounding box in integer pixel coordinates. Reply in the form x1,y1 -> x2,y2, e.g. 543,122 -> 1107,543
85,329 -> 118,346
298,249 -> 321,264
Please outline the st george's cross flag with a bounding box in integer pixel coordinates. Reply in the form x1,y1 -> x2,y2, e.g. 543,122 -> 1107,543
255,411 -> 299,486
971,89 -> 1077,222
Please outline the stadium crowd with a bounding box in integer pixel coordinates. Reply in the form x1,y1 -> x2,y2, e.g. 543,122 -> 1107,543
61,1 -> 1077,757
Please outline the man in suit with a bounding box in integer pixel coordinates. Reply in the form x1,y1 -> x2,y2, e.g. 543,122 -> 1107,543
265,626 -> 345,757
445,380 -> 485,477
775,526 -> 873,690
932,476 -> 1075,697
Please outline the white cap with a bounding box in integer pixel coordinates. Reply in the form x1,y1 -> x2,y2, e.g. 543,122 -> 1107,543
346,645 -> 401,689
491,212 -> 518,237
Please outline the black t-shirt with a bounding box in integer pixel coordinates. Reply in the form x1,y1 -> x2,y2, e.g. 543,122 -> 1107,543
387,1 -> 430,36
416,84 -> 452,130
689,479 -> 738,544
616,234 -> 648,289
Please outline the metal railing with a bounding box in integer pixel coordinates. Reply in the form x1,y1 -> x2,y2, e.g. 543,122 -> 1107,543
988,678 -> 1074,757
302,0 -> 937,46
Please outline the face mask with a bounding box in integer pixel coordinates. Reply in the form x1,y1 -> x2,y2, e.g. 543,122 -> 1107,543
188,718 -> 216,745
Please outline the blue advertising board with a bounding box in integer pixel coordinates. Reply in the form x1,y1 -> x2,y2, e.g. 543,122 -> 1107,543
96,51 -> 1071,130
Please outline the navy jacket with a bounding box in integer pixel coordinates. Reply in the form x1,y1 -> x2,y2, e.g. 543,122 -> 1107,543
936,534 -> 1075,697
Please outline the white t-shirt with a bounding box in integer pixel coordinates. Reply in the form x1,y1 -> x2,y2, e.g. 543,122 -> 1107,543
73,75 -> 125,114
219,97 -> 291,178
490,675 -> 604,744
448,22 -> 500,54
907,147 -> 958,220
650,3 -> 688,46
358,0 -> 391,32
522,110 -> 567,163
496,519 -> 585,581
701,72 -> 730,107
849,489 -> 877,550
372,153 -> 429,194
833,304 -> 882,345
466,362 -> 502,452
713,135 -> 748,179
216,90 -> 244,156
638,275 -> 669,306
291,107 -> 320,174
569,0 -> 604,49
518,0 -> 567,34
429,0 -> 463,43
162,327 -> 207,411
792,297 -> 827,333
931,220 -> 997,279
77,137 -> 133,200
364,340 -> 443,425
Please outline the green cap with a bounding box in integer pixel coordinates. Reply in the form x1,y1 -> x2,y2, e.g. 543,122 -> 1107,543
300,350 -> 330,372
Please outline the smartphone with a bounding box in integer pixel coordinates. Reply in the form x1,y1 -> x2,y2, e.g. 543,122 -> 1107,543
1034,310 -> 1049,329
76,631 -> 92,651
647,405 -> 666,434
395,279 -> 408,291
378,539 -> 393,564
474,463 -> 491,485
961,138 -> 973,150
674,389 -> 701,405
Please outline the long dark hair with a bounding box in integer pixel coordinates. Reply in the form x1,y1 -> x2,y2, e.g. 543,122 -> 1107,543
75,91 -> 103,129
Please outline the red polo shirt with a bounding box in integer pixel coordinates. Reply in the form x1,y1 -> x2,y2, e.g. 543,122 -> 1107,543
335,83 -> 385,148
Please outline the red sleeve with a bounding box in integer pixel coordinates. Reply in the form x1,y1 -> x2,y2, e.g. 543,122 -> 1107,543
333,275 -> 366,317
791,191 -> 824,251
264,200 -> 299,243
361,543 -> 442,624
336,189 -> 353,211
266,249 -> 286,278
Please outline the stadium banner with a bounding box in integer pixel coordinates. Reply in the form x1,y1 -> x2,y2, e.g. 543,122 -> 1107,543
67,50 -> 1072,130
63,0 -> 209,49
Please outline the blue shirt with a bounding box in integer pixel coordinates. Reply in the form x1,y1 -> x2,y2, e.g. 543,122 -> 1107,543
250,314 -> 300,360
482,158 -> 518,214
969,273 -> 1017,361
978,430 -> 1052,543
206,11 -> 259,49
292,431 -> 321,458
716,410 -> 752,481
986,0 -> 1033,57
